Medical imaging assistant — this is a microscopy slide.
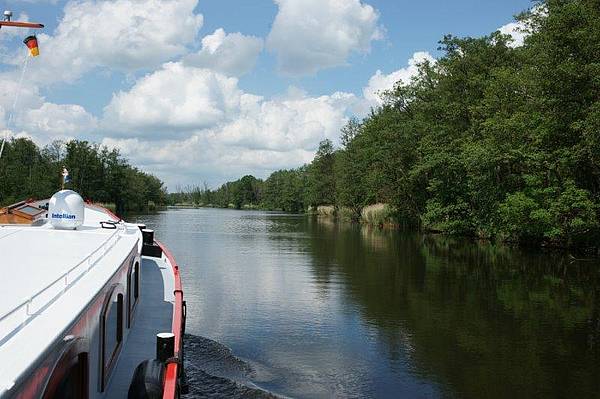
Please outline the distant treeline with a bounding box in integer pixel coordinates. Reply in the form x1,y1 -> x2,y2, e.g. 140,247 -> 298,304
171,0 -> 600,248
0,138 -> 166,214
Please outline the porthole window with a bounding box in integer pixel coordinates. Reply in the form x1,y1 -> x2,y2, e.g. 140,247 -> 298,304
127,261 -> 140,327
100,289 -> 123,391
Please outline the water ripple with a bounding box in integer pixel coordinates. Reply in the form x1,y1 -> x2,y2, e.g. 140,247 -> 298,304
183,334 -> 280,399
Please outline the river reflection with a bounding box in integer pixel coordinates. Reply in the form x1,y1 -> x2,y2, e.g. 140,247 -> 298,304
134,209 -> 600,398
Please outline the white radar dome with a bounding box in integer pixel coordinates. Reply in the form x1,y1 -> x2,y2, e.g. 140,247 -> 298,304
48,190 -> 85,230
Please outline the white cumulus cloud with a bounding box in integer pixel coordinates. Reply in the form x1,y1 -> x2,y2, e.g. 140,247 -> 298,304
100,62 -> 362,187
0,77 -> 96,144
498,21 -> 527,48
497,5 -> 547,48
103,62 -> 358,148
266,0 -> 383,76
103,62 -> 254,135
0,79 -> 43,114
183,28 -> 263,76
20,103 -> 97,138
363,51 -> 435,106
10,0 -> 203,84
217,88 -> 358,151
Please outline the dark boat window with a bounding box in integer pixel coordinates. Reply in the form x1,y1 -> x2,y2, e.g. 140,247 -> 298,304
134,262 -> 140,300
52,353 -> 89,399
127,261 -> 140,327
100,290 -> 123,391
42,349 -> 89,399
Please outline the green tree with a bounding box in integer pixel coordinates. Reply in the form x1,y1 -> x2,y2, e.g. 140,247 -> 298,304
306,139 -> 336,207
1,139 -> 166,214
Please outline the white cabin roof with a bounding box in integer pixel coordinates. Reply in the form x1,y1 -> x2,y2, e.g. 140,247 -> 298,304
0,203 -> 142,393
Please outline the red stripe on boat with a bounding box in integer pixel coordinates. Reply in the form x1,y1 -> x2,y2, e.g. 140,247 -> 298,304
156,241 -> 184,399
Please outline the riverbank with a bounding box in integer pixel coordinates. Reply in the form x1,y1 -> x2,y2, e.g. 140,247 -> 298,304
169,203 -> 261,210
309,204 -> 396,226
308,203 -> 599,254
164,201 -> 597,253
167,203 -> 600,253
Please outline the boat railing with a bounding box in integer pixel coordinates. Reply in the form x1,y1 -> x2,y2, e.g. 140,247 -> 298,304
0,226 -> 125,340
156,240 -> 184,399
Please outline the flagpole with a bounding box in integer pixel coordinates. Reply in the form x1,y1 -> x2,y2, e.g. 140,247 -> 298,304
61,166 -> 68,190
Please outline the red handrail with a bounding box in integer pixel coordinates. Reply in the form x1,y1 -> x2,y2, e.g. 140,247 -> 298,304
156,241 -> 184,399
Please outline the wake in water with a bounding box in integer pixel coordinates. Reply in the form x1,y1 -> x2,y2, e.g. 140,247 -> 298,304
182,334 -> 280,399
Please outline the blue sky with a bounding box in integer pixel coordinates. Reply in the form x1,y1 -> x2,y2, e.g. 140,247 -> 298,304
0,0 -> 531,189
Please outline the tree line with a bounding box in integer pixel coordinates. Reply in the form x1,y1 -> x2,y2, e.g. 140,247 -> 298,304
0,138 -> 166,214
171,0 -> 600,248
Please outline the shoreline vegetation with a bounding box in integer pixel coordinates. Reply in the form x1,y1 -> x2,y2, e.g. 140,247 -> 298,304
169,0 -> 600,251
0,140 -> 167,214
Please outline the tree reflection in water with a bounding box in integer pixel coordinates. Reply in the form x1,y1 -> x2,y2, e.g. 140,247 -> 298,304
304,217 -> 600,399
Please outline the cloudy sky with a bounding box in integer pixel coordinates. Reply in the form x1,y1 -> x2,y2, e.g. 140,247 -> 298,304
0,0 -> 530,190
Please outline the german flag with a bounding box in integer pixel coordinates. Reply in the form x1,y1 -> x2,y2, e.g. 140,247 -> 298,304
23,36 -> 39,57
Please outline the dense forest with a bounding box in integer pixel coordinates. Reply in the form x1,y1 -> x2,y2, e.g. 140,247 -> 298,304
0,138 -> 166,213
170,0 -> 600,248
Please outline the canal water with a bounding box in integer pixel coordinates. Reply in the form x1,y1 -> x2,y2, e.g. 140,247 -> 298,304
134,208 -> 600,398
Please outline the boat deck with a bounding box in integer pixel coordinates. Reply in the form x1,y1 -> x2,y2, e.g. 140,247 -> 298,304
0,205 -> 133,332
0,205 -> 142,394
104,256 -> 175,397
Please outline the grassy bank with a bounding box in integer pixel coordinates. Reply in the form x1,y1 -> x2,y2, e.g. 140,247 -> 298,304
310,203 -> 397,227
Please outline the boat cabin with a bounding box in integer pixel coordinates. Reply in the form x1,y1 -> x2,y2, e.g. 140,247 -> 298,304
0,191 -> 185,399
0,200 -> 47,224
